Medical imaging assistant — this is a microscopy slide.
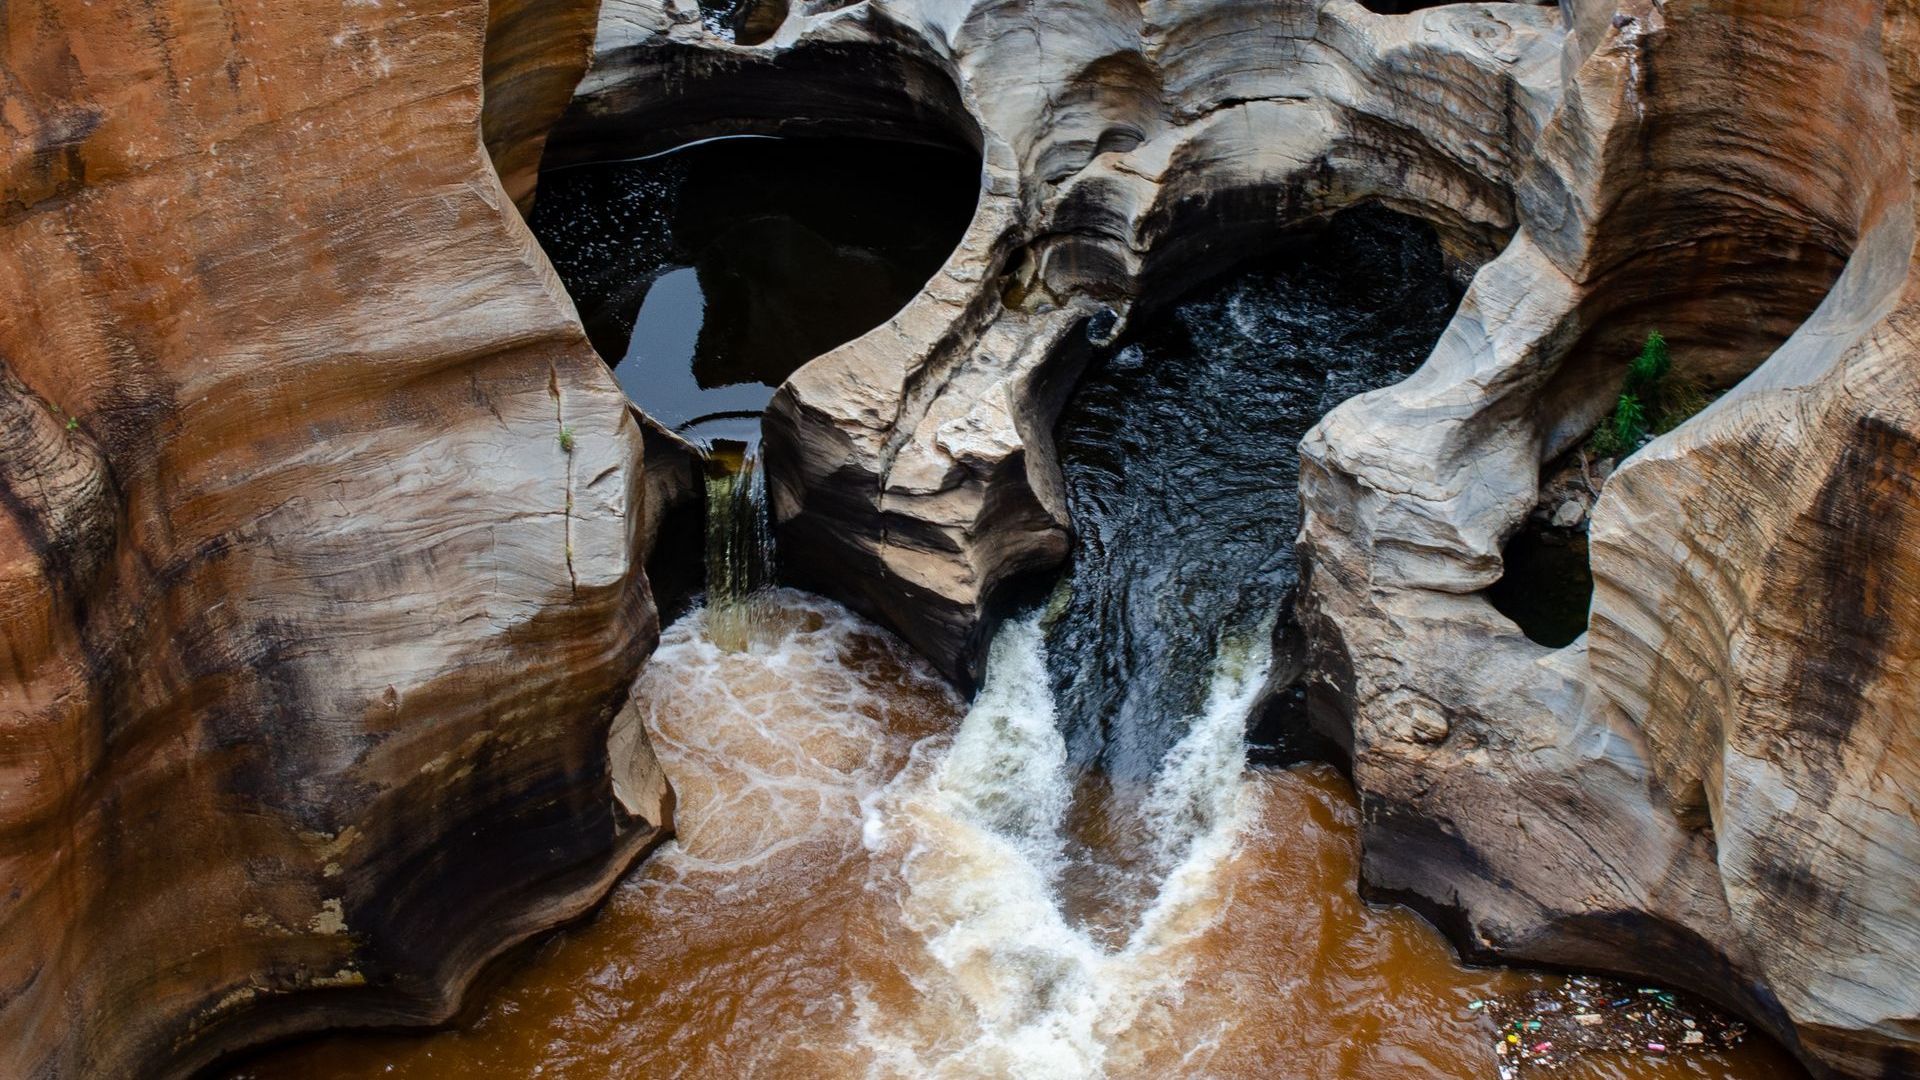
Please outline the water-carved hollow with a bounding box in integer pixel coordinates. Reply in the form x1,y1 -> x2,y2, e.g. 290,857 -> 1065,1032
1487,519 -> 1595,649
1044,206 -> 1465,780
528,136 -> 980,447
229,197 -> 1800,1080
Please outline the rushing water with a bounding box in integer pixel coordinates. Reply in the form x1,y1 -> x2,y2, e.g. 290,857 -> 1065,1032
1045,208 -> 1462,781
227,208 -> 1802,1079
227,592 -> 1798,1080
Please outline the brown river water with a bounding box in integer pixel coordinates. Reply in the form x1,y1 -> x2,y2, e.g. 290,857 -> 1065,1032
227,590 -> 1802,1080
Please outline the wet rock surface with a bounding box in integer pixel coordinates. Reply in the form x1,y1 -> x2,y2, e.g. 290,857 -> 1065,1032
553,0 -> 1920,1075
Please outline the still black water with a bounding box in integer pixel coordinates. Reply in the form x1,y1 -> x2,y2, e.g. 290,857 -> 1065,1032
528,136 -> 979,447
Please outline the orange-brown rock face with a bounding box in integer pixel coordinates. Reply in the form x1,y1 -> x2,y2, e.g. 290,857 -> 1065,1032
484,0 -> 606,211
0,1 -> 668,1078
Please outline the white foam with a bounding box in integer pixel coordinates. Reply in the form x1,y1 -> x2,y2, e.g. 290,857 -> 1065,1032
857,615 -> 1273,1078
634,590 -> 943,877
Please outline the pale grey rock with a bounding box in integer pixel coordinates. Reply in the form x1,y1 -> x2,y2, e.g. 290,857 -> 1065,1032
541,0 -> 1918,1075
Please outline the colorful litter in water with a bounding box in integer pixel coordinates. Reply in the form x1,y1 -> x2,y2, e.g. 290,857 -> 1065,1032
1475,974 -> 1753,1073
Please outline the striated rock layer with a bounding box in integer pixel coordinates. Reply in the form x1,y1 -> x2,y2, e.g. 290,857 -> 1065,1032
0,1 -> 672,1077
1299,4 -> 1918,1078
559,0 -> 1919,1075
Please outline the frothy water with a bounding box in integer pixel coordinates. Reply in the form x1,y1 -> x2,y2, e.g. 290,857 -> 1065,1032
849,591 -> 1276,1077
231,591 -> 1804,1080
1046,208 -> 1464,780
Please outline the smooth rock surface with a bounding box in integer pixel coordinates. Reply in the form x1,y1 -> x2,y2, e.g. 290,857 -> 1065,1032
0,1 -> 670,1077
1299,5 -> 1916,1078
484,0 -> 608,210
554,0 -> 1919,1075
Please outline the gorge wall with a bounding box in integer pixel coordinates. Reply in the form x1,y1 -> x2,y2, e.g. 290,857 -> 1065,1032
1,0 -> 1915,1077
0,1 -> 671,1077
559,0 -> 1920,1075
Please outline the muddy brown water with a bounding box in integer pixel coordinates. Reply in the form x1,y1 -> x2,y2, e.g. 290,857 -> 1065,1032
225,591 -> 1802,1080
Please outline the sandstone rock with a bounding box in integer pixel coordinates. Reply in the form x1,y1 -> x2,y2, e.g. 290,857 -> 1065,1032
1299,3 -> 1916,1076
1582,6 -> 1920,1070
0,1 -> 671,1077
484,0 -> 608,210
553,0 -> 1919,1073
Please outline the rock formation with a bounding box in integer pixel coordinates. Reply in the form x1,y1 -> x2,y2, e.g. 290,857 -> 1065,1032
0,1 -> 671,1077
1299,5 -> 1917,1077
560,0 -> 1919,1075
485,0 -> 610,211
3,0 -> 1916,1074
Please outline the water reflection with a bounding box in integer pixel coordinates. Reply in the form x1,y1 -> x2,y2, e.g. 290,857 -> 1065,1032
528,136 -> 980,448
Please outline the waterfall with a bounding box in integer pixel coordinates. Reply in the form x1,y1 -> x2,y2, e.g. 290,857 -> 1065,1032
700,439 -> 774,652
857,614 -> 1272,1078
854,209 -> 1463,1076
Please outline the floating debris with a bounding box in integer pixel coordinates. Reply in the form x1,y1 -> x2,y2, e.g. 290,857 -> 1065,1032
1476,974 -> 1752,1073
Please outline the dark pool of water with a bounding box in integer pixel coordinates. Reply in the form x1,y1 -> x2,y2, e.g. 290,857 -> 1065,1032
1043,207 -> 1464,780
1488,525 -> 1595,648
528,136 -> 980,446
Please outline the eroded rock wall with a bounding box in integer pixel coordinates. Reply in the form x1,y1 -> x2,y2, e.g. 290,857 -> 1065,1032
554,0 -> 1919,1074
1300,3 -> 1918,1077
1582,3 -> 1920,1072
0,1 -> 667,1077
484,0 -> 608,209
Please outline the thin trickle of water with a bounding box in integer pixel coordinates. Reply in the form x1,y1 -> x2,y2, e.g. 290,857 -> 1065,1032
701,441 -> 775,652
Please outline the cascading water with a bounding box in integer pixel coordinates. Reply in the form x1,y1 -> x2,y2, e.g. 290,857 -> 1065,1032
701,441 -> 775,652
857,615 -> 1276,1076
1045,208 -> 1463,781
238,205 -> 1800,1080
526,135 -> 975,652
853,209 -> 1465,1073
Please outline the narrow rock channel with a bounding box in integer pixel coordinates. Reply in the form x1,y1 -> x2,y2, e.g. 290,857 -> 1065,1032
222,197 -> 1801,1080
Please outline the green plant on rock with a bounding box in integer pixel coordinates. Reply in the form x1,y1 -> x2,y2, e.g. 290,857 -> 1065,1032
1628,328 -> 1670,387
558,425 -> 576,454
1595,393 -> 1645,457
1591,331 -> 1706,458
